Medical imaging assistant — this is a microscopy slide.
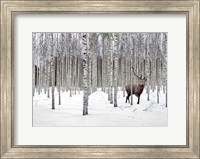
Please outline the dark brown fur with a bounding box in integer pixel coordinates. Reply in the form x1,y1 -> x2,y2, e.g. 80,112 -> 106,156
125,83 -> 145,104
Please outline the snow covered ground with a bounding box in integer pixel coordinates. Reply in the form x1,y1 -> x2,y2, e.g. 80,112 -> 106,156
33,88 -> 168,127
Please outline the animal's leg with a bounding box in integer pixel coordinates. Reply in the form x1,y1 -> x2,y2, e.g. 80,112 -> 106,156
125,93 -> 131,103
126,95 -> 128,103
128,93 -> 131,103
137,96 -> 140,104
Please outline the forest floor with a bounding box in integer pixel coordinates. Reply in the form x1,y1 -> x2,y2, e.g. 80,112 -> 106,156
33,88 -> 168,127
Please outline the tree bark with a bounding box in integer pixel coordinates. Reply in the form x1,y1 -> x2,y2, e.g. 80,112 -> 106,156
51,33 -> 55,109
83,33 -> 88,115
113,33 -> 118,107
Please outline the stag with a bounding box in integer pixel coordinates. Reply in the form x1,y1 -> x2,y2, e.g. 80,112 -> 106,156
125,67 -> 150,104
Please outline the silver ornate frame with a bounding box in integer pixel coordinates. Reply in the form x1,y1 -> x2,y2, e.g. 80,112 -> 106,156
1,1 -> 199,158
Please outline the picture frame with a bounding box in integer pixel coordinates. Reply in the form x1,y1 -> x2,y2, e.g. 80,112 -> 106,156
0,0 -> 199,158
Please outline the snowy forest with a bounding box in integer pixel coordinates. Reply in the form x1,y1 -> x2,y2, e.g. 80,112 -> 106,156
33,32 -> 168,127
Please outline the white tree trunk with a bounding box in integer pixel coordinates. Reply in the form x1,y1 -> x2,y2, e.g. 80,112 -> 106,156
163,33 -> 168,107
113,33 -> 118,107
110,36 -> 113,104
87,33 -> 92,95
32,33 -> 36,96
107,37 -> 111,101
51,33 -> 55,109
83,33 -> 88,115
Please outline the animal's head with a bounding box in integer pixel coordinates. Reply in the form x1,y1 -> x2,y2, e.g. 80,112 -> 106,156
132,67 -> 150,86
138,83 -> 145,89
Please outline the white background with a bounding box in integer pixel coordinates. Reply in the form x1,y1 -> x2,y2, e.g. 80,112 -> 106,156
14,14 -> 186,145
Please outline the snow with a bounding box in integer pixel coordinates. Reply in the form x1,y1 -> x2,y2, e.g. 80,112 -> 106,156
33,88 -> 167,127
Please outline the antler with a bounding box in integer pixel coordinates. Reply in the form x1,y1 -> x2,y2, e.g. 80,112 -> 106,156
132,67 -> 151,81
132,67 -> 143,80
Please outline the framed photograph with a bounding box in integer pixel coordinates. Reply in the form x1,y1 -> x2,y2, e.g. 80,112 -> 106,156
32,32 -> 168,127
1,0 -> 199,158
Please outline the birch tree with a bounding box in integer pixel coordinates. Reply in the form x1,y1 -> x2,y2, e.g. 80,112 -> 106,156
51,33 -> 55,109
113,33 -> 118,107
83,33 -> 88,115
109,35 -> 114,104
32,33 -> 36,96
162,33 -> 168,107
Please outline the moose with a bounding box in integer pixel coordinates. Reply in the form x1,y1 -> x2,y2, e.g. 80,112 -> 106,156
125,67 -> 150,104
